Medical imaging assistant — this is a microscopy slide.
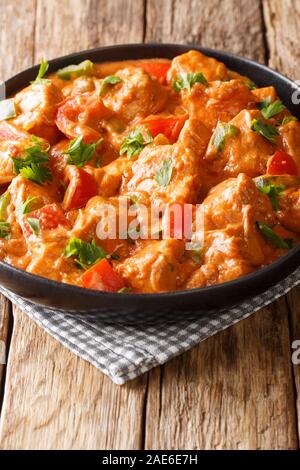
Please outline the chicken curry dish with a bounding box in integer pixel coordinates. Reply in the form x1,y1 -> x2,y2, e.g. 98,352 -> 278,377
0,50 -> 300,293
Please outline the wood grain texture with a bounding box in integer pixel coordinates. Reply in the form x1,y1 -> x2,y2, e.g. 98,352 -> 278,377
0,309 -> 147,450
0,0 -> 299,450
34,0 -> 145,61
145,0 -> 266,62
0,0 -> 36,80
0,296 -> 11,401
263,0 -> 300,77
264,0 -> 300,442
145,302 -> 298,449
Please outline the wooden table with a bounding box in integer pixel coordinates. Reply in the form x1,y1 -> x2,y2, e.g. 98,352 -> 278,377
0,0 -> 299,450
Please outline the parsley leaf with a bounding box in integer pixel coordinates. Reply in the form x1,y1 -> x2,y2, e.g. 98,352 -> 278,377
16,196 -> 39,219
31,59 -> 51,85
259,98 -> 286,119
154,158 -> 173,187
64,238 -> 106,270
0,192 -> 10,221
63,136 -> 102,167
256,221 -> 293,249
57,60 -> 94,80
280,115 -> 298,125
255,180 -> 285,211
173,72 -> 208,92
12,140 -> 52,184
99,75 -> 123,96
0,99 -> 16,121
120,127 -> 153,158
0,221 -> 11,239
26,217 -> 40,236
210,122 -> 239,153
19,164 -> 51,184
117,287 -> 131,293
251,118 -> 279,144
244,81 -> 257,90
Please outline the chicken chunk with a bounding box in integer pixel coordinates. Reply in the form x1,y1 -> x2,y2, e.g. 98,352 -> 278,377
121,119 -> 211,205
279,120 -> 300,172
101,66 -> 168,124
12,82 -> 63,144
203,110 -> 278,189
186,173 -> 293,288
184,79 -> 257,131
0,122 -> 34,184
116,239 -> 186,293
167,50 -> 230,83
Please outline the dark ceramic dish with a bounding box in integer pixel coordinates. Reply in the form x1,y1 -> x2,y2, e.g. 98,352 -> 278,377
1,43 -> 300,322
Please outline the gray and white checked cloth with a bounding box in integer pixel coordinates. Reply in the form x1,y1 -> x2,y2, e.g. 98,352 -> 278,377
1,267 -> 300,385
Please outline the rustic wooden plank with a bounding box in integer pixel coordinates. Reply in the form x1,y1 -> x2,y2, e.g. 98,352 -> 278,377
0,296 -> 11,403
144,0 -> 298,450
0,0 -> 36,80
34,0 -> 145,60
0,309 -> 147,450
263,0 -> 300,442
263,0 -> 300,77
0,0 -> 147,450
286,287 -> 300,441
146,302 -> 297,449
145,0 -> 266,62
0,0 -> 36,411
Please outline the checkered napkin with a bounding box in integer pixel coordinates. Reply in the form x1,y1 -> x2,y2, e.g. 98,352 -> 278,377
1,267 -> 300,385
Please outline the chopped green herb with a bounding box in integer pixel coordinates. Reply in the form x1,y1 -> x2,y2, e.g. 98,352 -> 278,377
64,237 -> 106,270
99,75 -> 123,96
257,96 -> 272,110
31,59 -> 51,85
16,196 -> 39,219
12,140 -> 52,184
259,98 -> 286,119
31,135 -> 51,152
26,217 -> 40,236
210,122 -> 239,153
251,118 -> 279,144
173,72 -> 208,92
117,287 -> 131,293
280,115 -> 298,126
120,127 -> 153,158
63,136 -> 102,167
57,60 -> 94,80
255,180 -> 285,211
192,248 -> 204,264
244,81 -> 257,90
19,164 -> 52,184
256,221 -> 293,249
154,158 -> 173,187
0,99 -> 16,121
110,252 -> 120,260
0,192 -> 10,221
95,157 -> 101,168
0,221 -> 11,239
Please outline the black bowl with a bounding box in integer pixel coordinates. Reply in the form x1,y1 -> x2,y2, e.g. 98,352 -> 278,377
1,43 -> 300,322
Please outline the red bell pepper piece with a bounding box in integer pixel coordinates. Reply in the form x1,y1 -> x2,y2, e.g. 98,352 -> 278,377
137,62 -> 171,84
63,166 -> 98,210
141,115 -> 187,143
22,203 -> 68,237
267,150 -> 298,176
82,258 -> 125,292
